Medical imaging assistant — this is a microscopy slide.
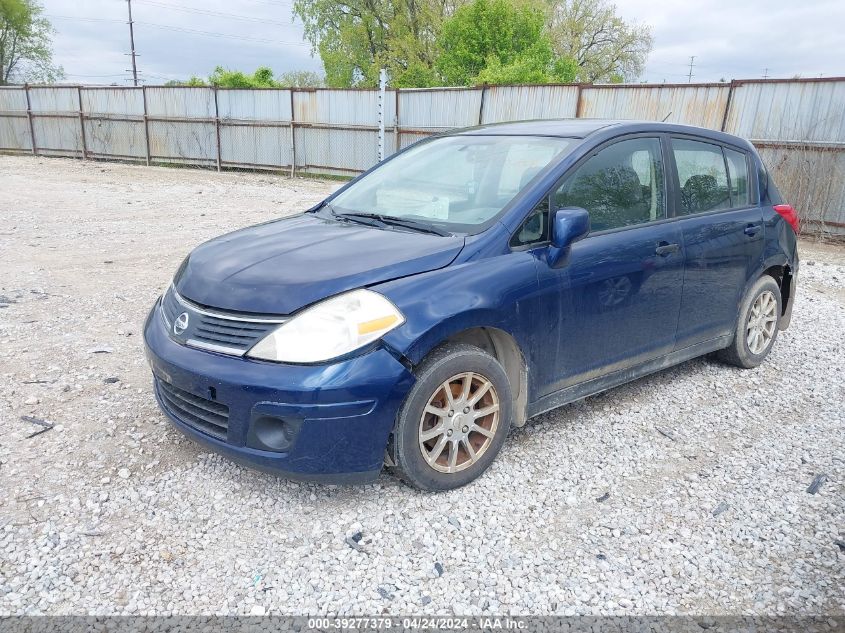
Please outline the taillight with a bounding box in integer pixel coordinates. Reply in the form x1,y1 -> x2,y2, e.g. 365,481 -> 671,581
773,204 -> 799,233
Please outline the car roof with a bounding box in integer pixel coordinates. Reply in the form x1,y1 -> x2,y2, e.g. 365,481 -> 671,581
455,119 -> 753,148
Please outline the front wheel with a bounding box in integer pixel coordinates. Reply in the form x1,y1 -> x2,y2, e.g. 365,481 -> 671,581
391,343 -> 512,491
717,275 -> 782,368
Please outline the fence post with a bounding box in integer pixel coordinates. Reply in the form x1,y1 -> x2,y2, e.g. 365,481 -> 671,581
575,83 -> 584,118
721,80 -> 737,132
142,85 -> 151,166
77,86 -> 88,160
394,89 -> 400,154
213,86 -> 222,172
289,89 -> 296,177
478,85 -> 487,125
378,68 -> 387,161
24,84 -> 37,156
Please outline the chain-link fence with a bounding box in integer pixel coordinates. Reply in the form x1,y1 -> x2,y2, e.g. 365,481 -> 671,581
1,79 -> 843,234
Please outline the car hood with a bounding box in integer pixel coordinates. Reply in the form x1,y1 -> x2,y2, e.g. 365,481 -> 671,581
174,212 -> 465,315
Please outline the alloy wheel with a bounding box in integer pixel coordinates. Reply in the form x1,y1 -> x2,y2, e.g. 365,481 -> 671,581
746,290 -> 778,354
418,372 -> 500,474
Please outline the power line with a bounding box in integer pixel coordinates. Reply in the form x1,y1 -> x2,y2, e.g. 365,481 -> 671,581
132,0 -> 297,28
63,73 -> 130,77
135,21 -> 310,46
47,14 -> 309,46
48,15 -> 124,23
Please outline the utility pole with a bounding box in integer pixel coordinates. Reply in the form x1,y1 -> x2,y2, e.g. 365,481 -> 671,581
687,56 -> 696,83
762,68 -> 769,79
127,0 -> 139,86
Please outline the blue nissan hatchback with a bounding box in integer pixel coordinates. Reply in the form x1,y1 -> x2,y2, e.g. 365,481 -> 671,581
144,120 -> 799,490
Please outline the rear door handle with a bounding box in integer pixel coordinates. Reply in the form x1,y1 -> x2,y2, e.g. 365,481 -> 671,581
655,242 -> 680,256
744,223 -> 761,237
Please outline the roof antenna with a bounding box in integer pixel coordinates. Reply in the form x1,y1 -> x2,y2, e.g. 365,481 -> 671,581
661,112 -> 673,122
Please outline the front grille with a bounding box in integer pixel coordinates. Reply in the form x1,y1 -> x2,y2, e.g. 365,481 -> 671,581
160,285 -> 284,356
156,378 -> 229,441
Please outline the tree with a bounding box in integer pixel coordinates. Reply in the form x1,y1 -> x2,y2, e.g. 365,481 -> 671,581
437,0 -> 576,86
0,0 -> 62,85
546,0 -> 652,82
209,66 -> 279,88
293,0 -> 452,88
277,70 -> 325,87
167,67 -> 325,88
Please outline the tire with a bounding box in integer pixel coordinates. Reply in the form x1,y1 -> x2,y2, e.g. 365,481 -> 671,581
391,343 -> 512,491
717,275 -> 782,369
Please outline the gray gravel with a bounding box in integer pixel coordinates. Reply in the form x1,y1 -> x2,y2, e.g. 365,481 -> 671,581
1,155 -> 843,616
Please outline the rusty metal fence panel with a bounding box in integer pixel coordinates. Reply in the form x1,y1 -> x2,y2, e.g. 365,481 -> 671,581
756,144 -> 845,232
579,84 -> 731,128
1,79 -> 844,233
216,89 -> 293,170
725,79 -> 845,143
27,86 -> 83,156
144,87 -> 216,166
0,88 -> 30,151
397,88 -> 482,149
81,87 -> 146,160
293,89 -> 395,175
481,85 -> 578,123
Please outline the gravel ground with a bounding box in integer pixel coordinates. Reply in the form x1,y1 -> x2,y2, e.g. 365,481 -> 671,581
1,154 -> 843,617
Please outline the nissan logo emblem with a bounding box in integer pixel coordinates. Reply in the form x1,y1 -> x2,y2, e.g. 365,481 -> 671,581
173,312 -> 189,335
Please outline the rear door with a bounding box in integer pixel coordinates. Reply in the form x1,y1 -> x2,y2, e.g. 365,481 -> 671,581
668,137 -> 764,348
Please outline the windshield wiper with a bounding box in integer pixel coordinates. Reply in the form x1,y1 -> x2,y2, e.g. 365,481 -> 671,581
331,210 -> 387,229
333,211 -> 452,237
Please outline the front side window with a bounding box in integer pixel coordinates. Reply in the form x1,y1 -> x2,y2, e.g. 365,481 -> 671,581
329,135 -> 572,233
672,139 -> 731,215
552,137 -> 666,232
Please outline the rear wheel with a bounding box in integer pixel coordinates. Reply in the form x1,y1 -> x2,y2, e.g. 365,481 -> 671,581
391,343 -> 512,491
717,275 -> 782,368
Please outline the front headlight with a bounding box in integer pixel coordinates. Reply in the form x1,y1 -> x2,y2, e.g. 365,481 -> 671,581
246,289 -> 405,363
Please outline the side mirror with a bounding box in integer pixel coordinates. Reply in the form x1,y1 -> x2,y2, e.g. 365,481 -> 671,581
551,207 -> 590,249
547,207 -> 589,267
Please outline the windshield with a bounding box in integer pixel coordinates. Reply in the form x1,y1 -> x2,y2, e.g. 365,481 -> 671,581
328,135 -> 573,233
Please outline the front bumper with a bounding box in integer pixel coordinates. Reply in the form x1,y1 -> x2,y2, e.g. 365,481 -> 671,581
143,300 -> 415,483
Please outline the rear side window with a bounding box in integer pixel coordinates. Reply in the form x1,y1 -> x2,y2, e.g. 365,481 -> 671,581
724,147 -> 751,207
553,137 -> 666,232
672,139 -> 731,215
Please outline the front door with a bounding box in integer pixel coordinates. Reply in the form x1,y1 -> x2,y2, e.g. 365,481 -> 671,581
525,136 -> 686,396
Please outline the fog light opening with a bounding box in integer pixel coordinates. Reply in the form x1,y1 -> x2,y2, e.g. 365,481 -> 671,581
249,415 -> 298,452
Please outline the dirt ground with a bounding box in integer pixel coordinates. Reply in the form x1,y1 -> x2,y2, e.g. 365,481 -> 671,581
1,154 -> 843,617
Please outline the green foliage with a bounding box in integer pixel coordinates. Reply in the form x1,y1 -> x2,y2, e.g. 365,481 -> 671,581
293,0 -> 651,87
209,66 -> 279,88
547,0 -> 652,82
168,67 -> 325,88
277,70 -> 324,87
0,0 -> 62,84
293,0 -> 446,88
437,0 -> 576,86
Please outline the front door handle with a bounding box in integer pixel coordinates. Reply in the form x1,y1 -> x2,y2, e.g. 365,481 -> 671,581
744,223 -> 761,237
655,242 -> 680,256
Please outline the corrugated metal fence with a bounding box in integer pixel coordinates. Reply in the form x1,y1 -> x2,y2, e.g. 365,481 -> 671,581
1,78 -> 843,233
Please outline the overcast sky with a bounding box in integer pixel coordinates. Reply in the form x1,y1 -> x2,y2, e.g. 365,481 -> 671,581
44,0 -> 844,85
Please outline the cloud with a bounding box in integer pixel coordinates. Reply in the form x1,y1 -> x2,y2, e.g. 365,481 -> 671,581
45,0 -> 320,84
614,0 -> 845,82
44,0 -> 842,84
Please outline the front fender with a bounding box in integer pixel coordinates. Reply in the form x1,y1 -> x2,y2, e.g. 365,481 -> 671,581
376,252 -> 540,366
